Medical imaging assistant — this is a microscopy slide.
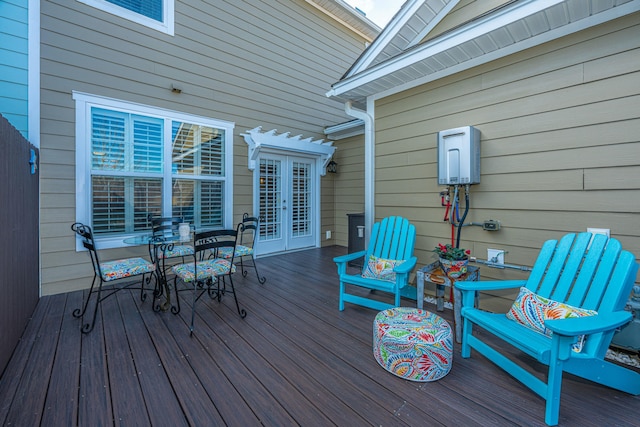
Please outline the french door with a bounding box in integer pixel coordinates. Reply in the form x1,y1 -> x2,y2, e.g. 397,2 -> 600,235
255,154 -> 316,255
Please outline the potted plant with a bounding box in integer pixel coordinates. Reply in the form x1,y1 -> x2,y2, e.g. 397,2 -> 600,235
433,243 -> 471,278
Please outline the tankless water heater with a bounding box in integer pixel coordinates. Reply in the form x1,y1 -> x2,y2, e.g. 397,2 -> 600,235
437,126 -> 480,185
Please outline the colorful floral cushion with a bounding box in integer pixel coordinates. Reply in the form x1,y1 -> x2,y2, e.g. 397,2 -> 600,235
157,244 -> 194,259
361,255 -> 405,283
100,257 -> 155,281
217,245 -> 253,259
172,259 -> 236,282
506,287 -> 597,352
373,307 -> 453,382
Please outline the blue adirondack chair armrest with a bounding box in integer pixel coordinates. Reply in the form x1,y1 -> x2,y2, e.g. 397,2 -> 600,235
394,256 -> 417,274
545,311 -> 633,337
456,279 -> 526,292
458,280 -> 526,310
334,250 -> 366,265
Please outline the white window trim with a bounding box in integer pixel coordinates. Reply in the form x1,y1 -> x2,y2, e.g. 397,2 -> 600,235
73,91 -> 234,250
77,0 -> 175,36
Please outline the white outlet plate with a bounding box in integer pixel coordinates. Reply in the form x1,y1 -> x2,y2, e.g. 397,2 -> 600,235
487,249 -> 505,265
325,230 -> 331,240
587,227 -> 610,237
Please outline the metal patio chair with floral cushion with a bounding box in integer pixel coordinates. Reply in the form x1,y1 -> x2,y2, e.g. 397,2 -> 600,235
71,222 -> 155,333
216,213 -> 266,284
172,228 -> 247,334
148,215 -> 194,265
333,216 -> 417,311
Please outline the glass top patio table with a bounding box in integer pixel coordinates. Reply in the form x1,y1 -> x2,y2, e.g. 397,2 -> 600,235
122,233 -> 193,312
123,233 -> 192,246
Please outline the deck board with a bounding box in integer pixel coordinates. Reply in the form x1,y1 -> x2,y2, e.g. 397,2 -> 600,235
0,246 -> 638,426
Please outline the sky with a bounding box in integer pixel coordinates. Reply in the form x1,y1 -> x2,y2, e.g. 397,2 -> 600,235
343,0 -> 405,28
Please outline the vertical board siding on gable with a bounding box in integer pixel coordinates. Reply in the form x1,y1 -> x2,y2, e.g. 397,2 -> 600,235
374,14 -> 640,307
0,0 -> 29,137
39,0 -> 369,294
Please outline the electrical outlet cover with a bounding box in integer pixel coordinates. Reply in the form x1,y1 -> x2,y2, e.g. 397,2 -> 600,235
487,249 -> 505,264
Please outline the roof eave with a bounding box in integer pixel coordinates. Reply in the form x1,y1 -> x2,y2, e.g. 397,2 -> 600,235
328,0 -> 640,105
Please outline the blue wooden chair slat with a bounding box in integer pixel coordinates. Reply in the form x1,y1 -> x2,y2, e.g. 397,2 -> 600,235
334,216 -> 417,311
537,234 -> 575,296
457,232 -> 640,426
567,235 -> 607,306
550,234 -> 590,300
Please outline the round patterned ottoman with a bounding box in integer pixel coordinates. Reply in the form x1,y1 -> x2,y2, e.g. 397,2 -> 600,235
373,307 -> 453,382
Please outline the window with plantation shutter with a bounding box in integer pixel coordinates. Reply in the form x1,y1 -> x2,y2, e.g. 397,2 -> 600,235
90,108 -> 164,234
77,0 -> 174,35
106,0 -> 162,22
75,92 -> 233,249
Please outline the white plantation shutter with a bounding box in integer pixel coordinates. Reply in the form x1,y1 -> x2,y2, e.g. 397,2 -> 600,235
92,110 -> 126,171
259,159 -> 282,240
172,122 -> 224,176
90,108 -> 164,234
76,93 -> 233,243
291,162 -> 311,237
133,116 -> 163,173
171,121 -> 225,228
106,0 -> 163,21
171,179 -> 223,228
200,181 -> 224,227
92,176 -> 126,233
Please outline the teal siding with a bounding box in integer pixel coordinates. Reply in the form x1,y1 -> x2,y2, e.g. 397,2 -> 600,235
0,0 -> 29,138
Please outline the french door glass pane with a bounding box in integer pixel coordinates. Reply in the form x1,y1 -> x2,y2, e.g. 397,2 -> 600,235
259,159 -> 281,241
291,162 -> 311,237
172,122 -> 224,176
92,176 -> 162,234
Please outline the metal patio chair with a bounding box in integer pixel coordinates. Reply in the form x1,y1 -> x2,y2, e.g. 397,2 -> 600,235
172,228 -> 247,334
71,222 -> 155,333
216,213 -> 266,284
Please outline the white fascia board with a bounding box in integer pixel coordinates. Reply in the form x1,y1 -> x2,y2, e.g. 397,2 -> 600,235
329,0 -> 564,98
303,0 -> 379,41
324,119 -> 364,135
369,0 -> 640,102
348,0 -> 426,76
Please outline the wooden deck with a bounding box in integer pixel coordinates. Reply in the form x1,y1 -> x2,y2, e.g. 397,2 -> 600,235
1,246 -> 638,426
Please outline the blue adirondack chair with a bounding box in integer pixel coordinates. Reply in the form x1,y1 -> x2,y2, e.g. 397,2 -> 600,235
457,232 -> 640,426
334,216 -> 417,311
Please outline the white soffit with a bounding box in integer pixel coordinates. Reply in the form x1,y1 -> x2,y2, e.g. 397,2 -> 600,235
241,127 -> 337,176
328,0 -> 640,106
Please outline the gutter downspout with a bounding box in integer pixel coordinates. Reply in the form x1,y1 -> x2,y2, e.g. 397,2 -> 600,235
344,100 -> 374,246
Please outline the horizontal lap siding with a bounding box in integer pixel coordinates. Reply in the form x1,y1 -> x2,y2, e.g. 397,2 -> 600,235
332,134 -> 365,247
40,0 -> 368,295
375,13 -> 640,308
